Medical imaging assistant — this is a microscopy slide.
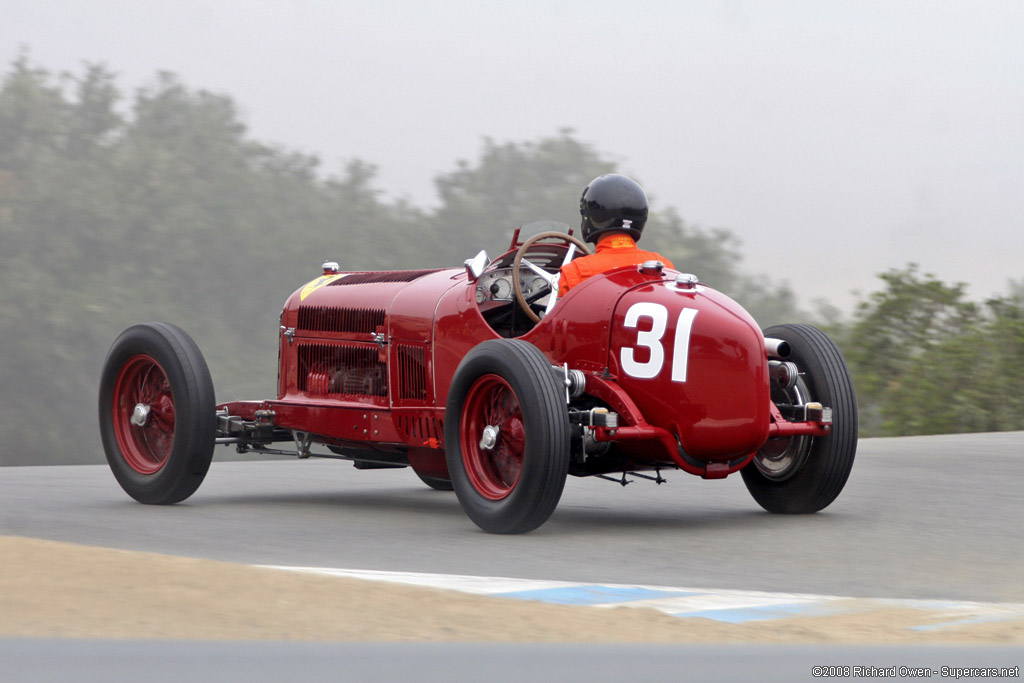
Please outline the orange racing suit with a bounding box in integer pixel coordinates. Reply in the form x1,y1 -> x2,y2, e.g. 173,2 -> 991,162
558,234 -> 675,296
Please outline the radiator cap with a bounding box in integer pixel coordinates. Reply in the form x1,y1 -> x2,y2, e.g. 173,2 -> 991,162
674,273 -> 699,289
639,260 -> 665,275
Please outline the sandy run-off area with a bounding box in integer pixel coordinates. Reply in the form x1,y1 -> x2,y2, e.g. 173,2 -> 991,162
2,535 -> 1021,644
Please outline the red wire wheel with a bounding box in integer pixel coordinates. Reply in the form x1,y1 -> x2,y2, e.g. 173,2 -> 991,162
459,374 -> 526,500
445,339 -> 570,534
111,354 -> 176,475
99,323 -> 216,505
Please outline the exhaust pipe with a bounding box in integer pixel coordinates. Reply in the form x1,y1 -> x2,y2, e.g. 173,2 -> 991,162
765,337 -> 791,359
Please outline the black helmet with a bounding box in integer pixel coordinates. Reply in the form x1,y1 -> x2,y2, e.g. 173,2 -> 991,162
579,174 -> 648,243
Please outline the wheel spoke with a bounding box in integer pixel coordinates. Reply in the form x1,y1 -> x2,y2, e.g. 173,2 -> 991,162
112,355 -> 175,475
491,442 -> 521,487
149,392 -> 176,432
462,375 -> 526,500
484,386 -> 504,424
493,389 -> 515,429
138,364 -> 159,404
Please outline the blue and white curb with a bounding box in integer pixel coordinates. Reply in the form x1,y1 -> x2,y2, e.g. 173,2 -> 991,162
263,566 -> 1024,631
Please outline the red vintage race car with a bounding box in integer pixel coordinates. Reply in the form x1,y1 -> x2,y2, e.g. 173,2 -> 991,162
99,224 -> 857,533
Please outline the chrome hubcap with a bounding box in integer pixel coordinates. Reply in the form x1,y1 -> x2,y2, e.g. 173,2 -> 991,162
130,403 -> 151,427
479,425 -> 500,450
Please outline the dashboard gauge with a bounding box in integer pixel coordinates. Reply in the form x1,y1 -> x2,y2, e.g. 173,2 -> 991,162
490,278 -> 512,300
476,286 -> 487,304
531,276 -> 549,293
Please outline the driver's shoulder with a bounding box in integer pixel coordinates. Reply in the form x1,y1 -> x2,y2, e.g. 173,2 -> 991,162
558,257 -> 587,292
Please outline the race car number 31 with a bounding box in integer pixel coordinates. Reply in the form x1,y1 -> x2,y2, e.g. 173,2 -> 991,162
620,303 -> 698,382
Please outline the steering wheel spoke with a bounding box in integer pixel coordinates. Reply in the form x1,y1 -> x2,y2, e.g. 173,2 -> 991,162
561,243 -> 578,267
543,291 -> 560,316
520,258 -> 560,290
511,231 -> 591,323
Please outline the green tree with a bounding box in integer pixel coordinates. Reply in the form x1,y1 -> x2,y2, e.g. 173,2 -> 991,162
847,266 -> 978,383
839,264 -> 1024,436
428,129 -> 616,255
0,61 -> 412,464
975,284 -> 1024,431
0,58 -> 127,464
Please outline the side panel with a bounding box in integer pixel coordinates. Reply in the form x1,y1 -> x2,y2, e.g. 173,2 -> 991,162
519,273 -> 619,374
387,270 -> 466,408
432,279 -> 502,408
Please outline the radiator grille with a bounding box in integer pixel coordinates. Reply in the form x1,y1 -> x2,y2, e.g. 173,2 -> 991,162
330,270 -> 441,286
298,342 -> 387,397
396,344 -> 428,401
296,306 -> 385,334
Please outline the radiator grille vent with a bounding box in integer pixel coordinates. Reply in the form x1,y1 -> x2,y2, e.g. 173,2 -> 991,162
396,414 -> 443,443
296,306 -> 385,334
298,342 -> 387,397
330,270 -> 441,286
396,344 -> 428,401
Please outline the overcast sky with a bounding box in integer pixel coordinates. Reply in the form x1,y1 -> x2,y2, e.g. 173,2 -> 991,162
5,0 -> 1022,312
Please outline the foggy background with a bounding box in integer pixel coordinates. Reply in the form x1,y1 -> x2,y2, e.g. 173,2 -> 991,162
3,1 -> 1023,466
5,0 -> 1022,312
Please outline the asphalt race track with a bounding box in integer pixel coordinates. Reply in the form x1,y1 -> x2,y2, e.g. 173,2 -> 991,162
2,432 -> 1022,603
2,432 -> 1023,681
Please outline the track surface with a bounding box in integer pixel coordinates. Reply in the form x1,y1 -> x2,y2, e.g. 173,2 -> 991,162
1,432 -> 1022,603
3,641 -> 1021,683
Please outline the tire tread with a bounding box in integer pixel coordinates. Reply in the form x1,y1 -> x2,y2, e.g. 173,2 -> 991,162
742,324 -> 858,513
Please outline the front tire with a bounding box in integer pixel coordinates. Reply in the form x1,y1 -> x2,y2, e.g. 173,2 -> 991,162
99,323 -> 216,504
445,339 -> 570,533
741,324 -> 858,513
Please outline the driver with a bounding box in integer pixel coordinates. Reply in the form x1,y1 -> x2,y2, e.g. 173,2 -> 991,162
558,174 -> 674,295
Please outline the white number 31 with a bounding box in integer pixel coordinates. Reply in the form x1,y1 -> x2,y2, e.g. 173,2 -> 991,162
620,303 -> 698,382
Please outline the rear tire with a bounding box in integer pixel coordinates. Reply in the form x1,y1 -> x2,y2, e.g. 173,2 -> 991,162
99,323 -> 216,504
741,324 -> 858,513
445,339 -> 569,533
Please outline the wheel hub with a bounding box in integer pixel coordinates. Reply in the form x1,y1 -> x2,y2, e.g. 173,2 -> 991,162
755,381 -> 813,481
130,403 -> 151,427
479,425 -> 500,450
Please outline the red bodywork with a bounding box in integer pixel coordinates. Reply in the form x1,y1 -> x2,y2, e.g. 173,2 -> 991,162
219,242 -> 827,483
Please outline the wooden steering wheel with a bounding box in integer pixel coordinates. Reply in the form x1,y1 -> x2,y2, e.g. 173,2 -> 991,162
511,231 -> 591,323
